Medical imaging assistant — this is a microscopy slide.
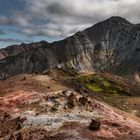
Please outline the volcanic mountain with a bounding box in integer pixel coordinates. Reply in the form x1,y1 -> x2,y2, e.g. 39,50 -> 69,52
0,16 -> 140,79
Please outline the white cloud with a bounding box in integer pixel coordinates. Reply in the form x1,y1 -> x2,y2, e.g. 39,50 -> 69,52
1,0 -> 140,39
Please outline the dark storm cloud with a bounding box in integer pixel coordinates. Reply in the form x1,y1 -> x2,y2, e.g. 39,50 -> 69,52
0,0 -> 140,38
47,2 -> 72,16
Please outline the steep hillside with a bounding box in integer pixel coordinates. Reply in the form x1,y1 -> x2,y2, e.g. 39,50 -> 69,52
0,17 -> 140,79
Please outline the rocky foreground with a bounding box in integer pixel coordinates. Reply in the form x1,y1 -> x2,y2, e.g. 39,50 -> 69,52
0,71 -> 140,140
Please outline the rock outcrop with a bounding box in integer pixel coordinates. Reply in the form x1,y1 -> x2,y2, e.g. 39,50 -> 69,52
0,16 -> 140,79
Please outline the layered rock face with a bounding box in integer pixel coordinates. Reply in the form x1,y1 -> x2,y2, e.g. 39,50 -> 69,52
0,41 -> 47,60
0,32 -> 94,79
0,16 -> 140,79
84,17 -> 140,75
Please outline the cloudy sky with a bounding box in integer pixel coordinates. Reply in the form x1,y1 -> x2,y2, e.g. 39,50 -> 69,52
0,0 -> 139,48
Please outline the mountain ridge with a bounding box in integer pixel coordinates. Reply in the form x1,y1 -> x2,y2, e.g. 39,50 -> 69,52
0,16 -> 140,79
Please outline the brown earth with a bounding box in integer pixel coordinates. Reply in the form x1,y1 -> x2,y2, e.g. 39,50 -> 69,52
0,69 -> 140,140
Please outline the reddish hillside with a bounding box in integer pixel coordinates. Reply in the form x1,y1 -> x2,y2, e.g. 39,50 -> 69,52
0,70 -> 140,140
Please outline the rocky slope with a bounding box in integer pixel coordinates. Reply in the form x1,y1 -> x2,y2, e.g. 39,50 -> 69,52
0,70 -> 140,140
74,72 -> 140,117
0,16 -> 140,79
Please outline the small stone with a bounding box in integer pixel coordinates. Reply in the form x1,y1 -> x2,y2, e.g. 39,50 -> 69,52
51,104 -> 59,112
3,112 -> 11,121
67,93 -> 77,108
16,123 -> 22,130
129,131 -> 133,135
62,90 -> 68,96
35,72 -> 38,75
89,118 -> 101,131
19,116 -> 27,124
111,122 -> 120,127
21,77 -> 26,81
79,96 -> 88,105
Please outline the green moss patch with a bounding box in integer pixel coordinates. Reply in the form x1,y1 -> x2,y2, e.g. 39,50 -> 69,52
85,83 -> 103,93
76,74 -> 127,96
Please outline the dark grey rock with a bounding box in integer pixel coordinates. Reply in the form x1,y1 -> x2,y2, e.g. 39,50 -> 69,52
0,17 -> 140,79
89,118 -> 101,131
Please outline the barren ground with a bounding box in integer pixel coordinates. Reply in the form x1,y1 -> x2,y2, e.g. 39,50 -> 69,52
0,70 -> 140,140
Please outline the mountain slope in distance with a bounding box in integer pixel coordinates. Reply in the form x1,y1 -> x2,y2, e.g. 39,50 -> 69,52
0,16 -> 140,79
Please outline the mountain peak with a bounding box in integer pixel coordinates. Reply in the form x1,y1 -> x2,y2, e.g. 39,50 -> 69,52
107,16 -> 131,25
0,17 -> 140,79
